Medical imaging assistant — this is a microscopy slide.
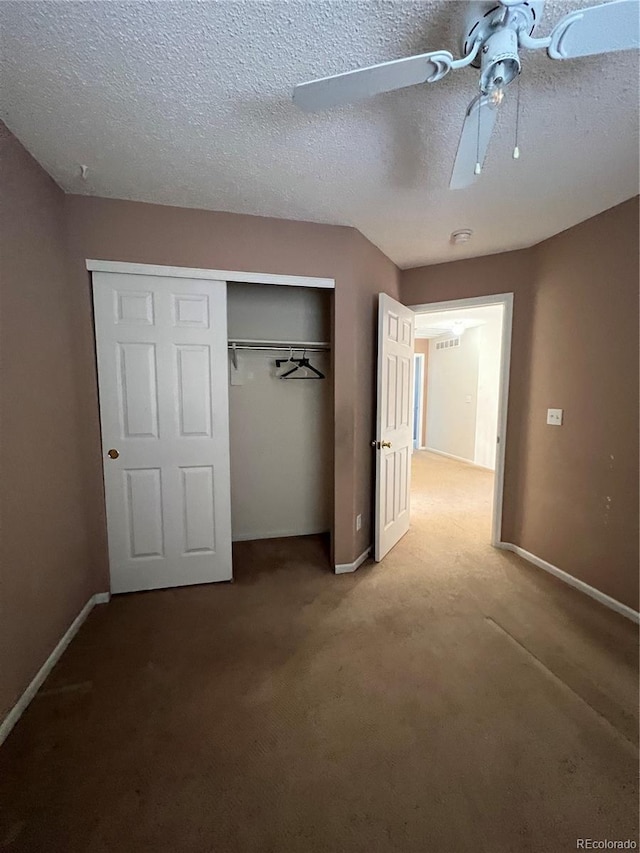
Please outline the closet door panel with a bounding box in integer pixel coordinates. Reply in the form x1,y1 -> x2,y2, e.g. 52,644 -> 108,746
175,344 -> 213,438
180,466 -> 217,555
93,271 -> 232,593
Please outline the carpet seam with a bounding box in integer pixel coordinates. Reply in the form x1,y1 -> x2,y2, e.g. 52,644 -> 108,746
484,616 -> 638,752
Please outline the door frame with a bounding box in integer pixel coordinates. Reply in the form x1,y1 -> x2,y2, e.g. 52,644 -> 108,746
86,259 -> 337,580
407,293 -> 513,547
86,260 -> 335,289
413,353 -> 425,450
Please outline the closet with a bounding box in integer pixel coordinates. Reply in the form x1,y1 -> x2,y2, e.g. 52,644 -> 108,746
227,282 -> 332,545
91,267 -> 333,594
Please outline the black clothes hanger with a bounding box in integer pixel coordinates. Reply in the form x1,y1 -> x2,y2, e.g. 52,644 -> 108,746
275,349 -> 325,380
281,356 -> 325,380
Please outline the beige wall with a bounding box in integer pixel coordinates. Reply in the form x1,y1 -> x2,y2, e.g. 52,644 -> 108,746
0,124 -> 97,719
426,327 -> 481,462
401,197 -> 640,609
63,194 -> 400,580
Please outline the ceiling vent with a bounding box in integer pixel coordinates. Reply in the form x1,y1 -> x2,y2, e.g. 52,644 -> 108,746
436,338 -> 461,350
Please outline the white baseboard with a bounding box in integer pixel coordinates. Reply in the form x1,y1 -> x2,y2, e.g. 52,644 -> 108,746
335,547 -> 371,575
0,592 -> 110,746
424,447 -> 494,471
499,543 -> 639,624
232,528 -> 330,543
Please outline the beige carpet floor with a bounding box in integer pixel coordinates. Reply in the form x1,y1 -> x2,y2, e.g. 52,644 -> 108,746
1,451 -> 638,852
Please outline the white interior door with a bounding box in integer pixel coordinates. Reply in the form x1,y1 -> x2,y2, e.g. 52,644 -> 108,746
374,293 -> 415,561
93,271 -> 232,593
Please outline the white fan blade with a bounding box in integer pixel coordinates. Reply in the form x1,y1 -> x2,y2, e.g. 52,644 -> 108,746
450,96 -> 498,190
293,50 -> 453,112
548,0 -> 640,59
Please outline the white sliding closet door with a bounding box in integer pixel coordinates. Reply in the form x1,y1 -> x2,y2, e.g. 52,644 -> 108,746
93,272 -> 232,593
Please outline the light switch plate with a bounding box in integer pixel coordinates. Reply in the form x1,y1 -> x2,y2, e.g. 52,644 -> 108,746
547,408 -> 563,426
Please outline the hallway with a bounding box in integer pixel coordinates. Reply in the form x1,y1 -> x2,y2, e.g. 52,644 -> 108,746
410,449 -> 495,549
0,454 -> 637,852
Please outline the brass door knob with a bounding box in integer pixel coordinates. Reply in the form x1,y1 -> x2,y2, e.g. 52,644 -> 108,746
381,441 -> 392,449
107,449 -> 119,459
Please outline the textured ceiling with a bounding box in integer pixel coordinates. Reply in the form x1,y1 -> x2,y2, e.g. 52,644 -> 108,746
1,1 -> 638,268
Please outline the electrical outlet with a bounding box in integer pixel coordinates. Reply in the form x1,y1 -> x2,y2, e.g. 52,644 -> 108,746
356,514 -> 362,532
547,408 -> 563,426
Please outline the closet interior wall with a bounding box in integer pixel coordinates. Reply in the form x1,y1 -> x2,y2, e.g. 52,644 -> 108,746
227,283 -> 333,544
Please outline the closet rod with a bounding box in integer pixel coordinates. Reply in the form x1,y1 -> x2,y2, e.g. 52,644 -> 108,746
228,339 -> 330,349
227,340 -> 330,369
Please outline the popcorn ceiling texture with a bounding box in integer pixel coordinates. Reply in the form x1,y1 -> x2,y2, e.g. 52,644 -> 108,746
1,0 -> 638,267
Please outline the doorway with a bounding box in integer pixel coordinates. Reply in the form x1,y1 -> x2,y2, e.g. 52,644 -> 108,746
408,294 -> 513,546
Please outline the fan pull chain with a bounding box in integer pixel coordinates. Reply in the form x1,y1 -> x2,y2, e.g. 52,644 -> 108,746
513,72 -> 521,159
475,98 -> 482,175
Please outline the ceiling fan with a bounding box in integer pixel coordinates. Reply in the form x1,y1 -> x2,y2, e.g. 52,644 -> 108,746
293,0 -> 640,188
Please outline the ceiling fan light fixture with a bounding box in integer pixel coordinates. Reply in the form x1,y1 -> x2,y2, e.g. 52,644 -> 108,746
451,229 -> 473,245
479,28 -> 521,94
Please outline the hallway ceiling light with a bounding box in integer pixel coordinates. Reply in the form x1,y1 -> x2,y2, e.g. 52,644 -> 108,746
450,320 -> 466,336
